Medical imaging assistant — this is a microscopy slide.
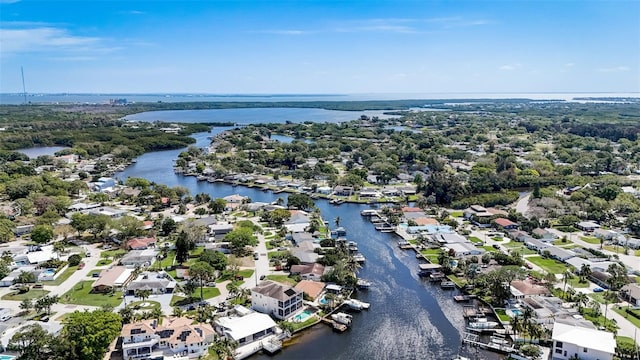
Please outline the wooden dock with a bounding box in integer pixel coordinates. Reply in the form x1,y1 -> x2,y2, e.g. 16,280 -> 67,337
319,317 -> 348,332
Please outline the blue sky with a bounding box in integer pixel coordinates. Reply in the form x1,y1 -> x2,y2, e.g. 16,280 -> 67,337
1,0 -> 639,94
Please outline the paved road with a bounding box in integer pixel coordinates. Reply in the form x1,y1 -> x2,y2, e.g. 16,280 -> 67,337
46,243 -> 103,297
513,193 -> 531,216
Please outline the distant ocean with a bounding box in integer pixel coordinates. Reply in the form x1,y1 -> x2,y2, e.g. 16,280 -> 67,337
0,92 -> 638,105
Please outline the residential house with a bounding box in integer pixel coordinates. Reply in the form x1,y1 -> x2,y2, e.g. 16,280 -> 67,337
251,280 -> 303,320
543,246 -> 576,262
494,218 -> 518,230
551,321 -> 615,360
93,177 -> 116,192
14,245 -> 57,265
121,317 -> 216,359
13,224 -> 35,237
333,186 -> 353,196
290,263 -> 325,281
510,279 -> 550,299
125,271 -> 176,295
291,232 -> 314,245
575,221 -> 600,232
446,242 -> 485,257
593,229 -> 619,241
127,237 -> 157,250
284,211 -> 311,233
565,258 -> 616,273
290,240 -> 319,264
294,280 -> 325,300
120,249 -> 158,268
525,238 -> 551,252
621,283 -> 640,306
316,186 -> 332,195
532,228 -> 557,241
87,206 -> 127,219
92,266 -> 134,293
589,271 -> 611,289
432,232 -> 467,245
223,194 -> 247,204
214,310 -> 280,348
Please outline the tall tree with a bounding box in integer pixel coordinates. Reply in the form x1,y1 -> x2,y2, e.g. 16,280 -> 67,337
175,231 -> 190,265
189,261 -> 215,301
31,225 -> 54,244
9,324 -> 54,360
61,310 -> 123,360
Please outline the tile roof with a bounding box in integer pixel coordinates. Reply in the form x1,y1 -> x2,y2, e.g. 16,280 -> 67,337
252,280 -> 301,301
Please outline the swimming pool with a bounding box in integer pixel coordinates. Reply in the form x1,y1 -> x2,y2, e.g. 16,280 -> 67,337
0,355 -> 16,360
292,309 -> 315,322
510,309 -> 523,316
43,268 -> 55,274
318,296 -> 328,305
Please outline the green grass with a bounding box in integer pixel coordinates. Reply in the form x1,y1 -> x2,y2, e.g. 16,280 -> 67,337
160,250 -> 176,268
170,294 -> 186,306
468,236 -> 483,244
480,246 -> 498,253
265,274 -> 298,286
1,289 -> 50,301
60,280 -> 123,307
553,239 -> 571,246
613,306 -> 640,328
494,308 -> 510,322
47,265 -> 78,286
87,269 -> 101,277
101,249 -> 126,258
289,316 -> 319,332
268,250 -> 289,259
238,269 -> 254,278
97,259 -> 113,266
504,246 -> 538,255
450,211 -> 464,218
189,247 -> 205,257
447,274 -> 466,287
190,287 -> 221,300
568,277 -> 590,288
581,236 -> 601,245
265,241 -> 275,250
581,307 -> 617,332
503,241 -> 523,248
527,256 -> 570,274
588,291 -> 618,304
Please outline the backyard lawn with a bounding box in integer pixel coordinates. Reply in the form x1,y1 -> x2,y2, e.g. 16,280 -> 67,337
97,258 -> 113,266
268,250 -> 289,259
265,275 -> 298,287
159,251 -> 176,268
48,265 -> 78,286
526,256 -> 569,274
468,237 -> 483,244
60,280 -> 123,307
1,289 -> 50,301
101,249 -> 127,258
567,277 -> 590,288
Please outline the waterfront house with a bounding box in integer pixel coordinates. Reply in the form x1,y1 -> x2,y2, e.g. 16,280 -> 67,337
214,310 -> 280,348
446,242 -> 485,257
294,280 -> 325,300
432,232 -> 467,245
290,263 -> 325,281
121,317 -> 215,359
575,221 -> 600,232
316,186 -> 332,195
620,283 -> 640,306
551,321 -> 615,360
510,279 -> 550,299
251,280 -> 304,320
223,194 -> 247,203
494,218 -> 518,230
92,266 -> 134,293
290,240 -> 319,264
332,186 -> 353,196
284,211 -> 311,233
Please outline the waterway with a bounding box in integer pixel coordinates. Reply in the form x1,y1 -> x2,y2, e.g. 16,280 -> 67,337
115,131 -> 501,360
15,146 -> 69,158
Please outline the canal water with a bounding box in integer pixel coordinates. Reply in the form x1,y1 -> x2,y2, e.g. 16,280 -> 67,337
115,130 -> 502,360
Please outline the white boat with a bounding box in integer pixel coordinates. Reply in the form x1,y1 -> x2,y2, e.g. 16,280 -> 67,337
356,279 -> 372,289
360,209 -> 378,216
331,312 -> 353,325
343,298 -> 370,310
468,318 -> 499,330
490,335 -> 510,346
353,253 -> 366,263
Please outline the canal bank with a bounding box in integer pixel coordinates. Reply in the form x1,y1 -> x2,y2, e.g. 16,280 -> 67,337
115,133 -> 503,360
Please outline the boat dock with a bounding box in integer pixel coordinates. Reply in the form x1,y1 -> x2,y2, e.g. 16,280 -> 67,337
462,332 -> 516,354
319,316 -> 349,332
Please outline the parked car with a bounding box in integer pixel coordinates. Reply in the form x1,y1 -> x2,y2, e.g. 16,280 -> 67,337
260,275 -> 266,280
593,287 -> 604,293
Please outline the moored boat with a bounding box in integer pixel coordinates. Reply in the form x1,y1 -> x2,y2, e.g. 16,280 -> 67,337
467,317 -> 499,330
343,298 -> 370,311
331,312 -> 353,325
356,279 -> 372,289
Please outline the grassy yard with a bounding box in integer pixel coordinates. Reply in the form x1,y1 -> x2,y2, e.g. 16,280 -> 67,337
503,245 -> 537,255
190,287 -> 221,300
420,248 -> 441,263
1,289 -> 50,301
159,250 -> 176,268
450,211 -> 464,218
480,246 -> 498,253
265,274 -> 298,286
87,270 -> 101,277
48,265 -> 78,286
101,249 -> 127,259
289,316 -> 319,331
612,306 -> 640,328
494,308 -> 511,322
553,239 -> 571,246
238,269 -> 254,278
268,250 -> 289,259
568,277 -> 590,288
588,291 -> 618,304
527,256 -> 569,274
60,280 -> 123,307
581,308 -> 617,332
581,236 -> 601,245
97,258 -> 113,266
447,274 -> 466,287
468,237 -> 483,244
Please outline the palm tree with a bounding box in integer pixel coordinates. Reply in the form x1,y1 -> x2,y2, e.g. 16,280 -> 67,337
150,307 -> 163,322
172,307 -> 184,317
566,287 -> 576,302
562,270 -> 573,298
579,264 -> 592,283
574,292 -> 589,312
19,298 -> 32,314
136,289 -> 152,304
510,315 -> 522,343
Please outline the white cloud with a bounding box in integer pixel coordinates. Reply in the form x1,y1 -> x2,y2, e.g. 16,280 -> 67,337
598,66 -> 629,73
499,63 -> 521,71
0,26 -> 121,59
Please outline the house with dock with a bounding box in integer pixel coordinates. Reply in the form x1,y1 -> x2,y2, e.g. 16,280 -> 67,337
551,321 -> 615,360
214,307 -> 282,358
